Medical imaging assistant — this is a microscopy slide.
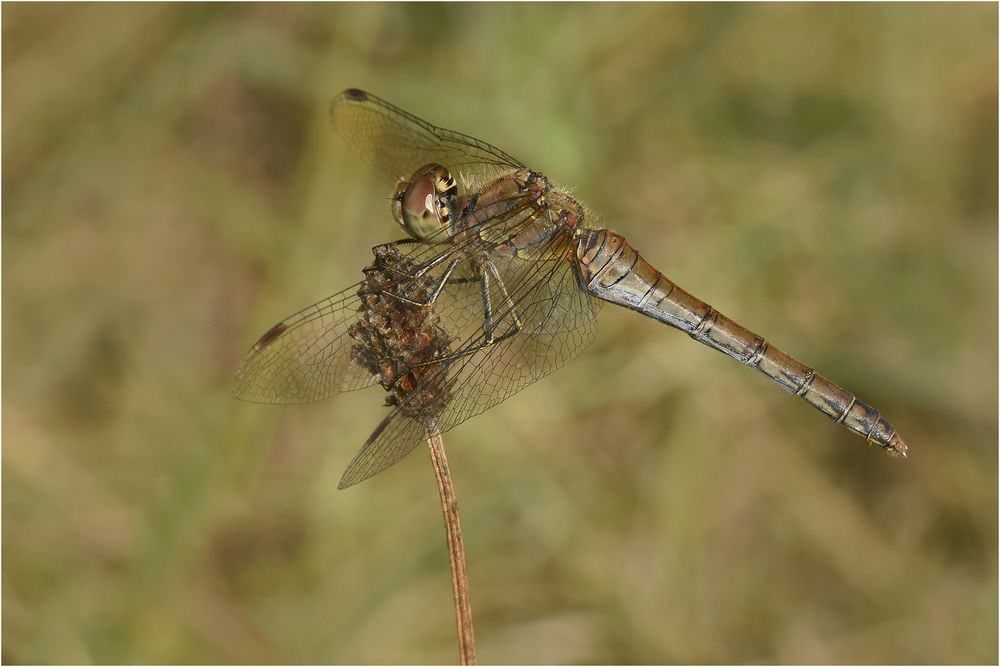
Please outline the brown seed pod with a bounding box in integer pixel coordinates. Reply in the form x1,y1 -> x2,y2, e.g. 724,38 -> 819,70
350,245 -> 454,422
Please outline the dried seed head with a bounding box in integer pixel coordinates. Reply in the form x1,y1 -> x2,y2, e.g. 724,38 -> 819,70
351,245 -> 453,421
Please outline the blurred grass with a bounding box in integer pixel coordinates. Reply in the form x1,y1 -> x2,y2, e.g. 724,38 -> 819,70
2,3 -> 996,664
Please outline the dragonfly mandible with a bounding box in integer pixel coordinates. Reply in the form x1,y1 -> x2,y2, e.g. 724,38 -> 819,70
234,88 -> 907,488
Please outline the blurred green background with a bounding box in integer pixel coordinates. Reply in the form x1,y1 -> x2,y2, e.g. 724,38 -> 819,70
3,4 -> 996,664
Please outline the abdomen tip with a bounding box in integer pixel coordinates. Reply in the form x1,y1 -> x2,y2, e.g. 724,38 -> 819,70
888,432 -> 908,458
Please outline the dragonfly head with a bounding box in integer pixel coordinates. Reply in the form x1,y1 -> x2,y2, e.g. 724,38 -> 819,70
391,164 -> 458,241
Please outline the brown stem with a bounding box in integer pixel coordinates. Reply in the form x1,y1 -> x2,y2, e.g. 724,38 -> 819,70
426,422 -> 477,665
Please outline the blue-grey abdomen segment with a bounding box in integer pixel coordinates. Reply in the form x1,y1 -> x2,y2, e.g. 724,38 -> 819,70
574,228 -> 907,457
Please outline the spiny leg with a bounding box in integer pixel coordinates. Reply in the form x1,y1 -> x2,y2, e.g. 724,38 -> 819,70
410,323 -> 522,369
381,251 -> 529,385
370,239 -> 454,283
480,268 -> 496,343
380,255 -> 464,307
483,255 -> 524,330
408,258 -> 524,369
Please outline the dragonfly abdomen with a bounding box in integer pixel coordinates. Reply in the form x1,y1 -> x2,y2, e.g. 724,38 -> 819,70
709,311 -> 906,456
575,228 -> 907,457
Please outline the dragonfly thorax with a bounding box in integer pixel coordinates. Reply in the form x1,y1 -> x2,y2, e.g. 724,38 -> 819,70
391,164 -> 458,241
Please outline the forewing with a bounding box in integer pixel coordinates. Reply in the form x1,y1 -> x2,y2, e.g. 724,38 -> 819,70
233,284 -> 375,404
330,89 -> 525,189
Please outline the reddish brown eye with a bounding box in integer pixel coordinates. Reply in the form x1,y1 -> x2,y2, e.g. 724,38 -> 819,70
391,164 -> 454,241
403,177 -> 435,217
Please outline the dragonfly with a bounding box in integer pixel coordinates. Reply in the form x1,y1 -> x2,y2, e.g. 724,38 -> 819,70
234,88 -> 907,489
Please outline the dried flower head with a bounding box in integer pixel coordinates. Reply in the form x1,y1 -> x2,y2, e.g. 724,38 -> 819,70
348,245 -> 453,422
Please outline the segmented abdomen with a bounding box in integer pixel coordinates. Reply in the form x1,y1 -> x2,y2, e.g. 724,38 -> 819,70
574,228 -> 907,457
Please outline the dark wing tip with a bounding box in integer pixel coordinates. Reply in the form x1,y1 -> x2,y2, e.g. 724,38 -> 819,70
343,88 -> 368,101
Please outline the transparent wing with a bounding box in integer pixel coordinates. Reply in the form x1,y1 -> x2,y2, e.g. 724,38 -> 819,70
337,232 -> 601,488
330,88 -> 525,188
232,283 -> 377,404
436,249 -> 602,428
231,195 -> 562,407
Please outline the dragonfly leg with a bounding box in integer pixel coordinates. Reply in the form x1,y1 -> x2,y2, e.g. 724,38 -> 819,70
424,256 -> 464,303
381,256 -> 464,307
407,260 -> 524,371
412,248 -> 458,278
480,268 -> 496,343
410,323 -> 522,370
382,314 -> 521,401
370,240 -> 452,282
380,250 -> 528,383
372,238 -> 422,259
482,255 -> 524,330
407,258 -> 526,371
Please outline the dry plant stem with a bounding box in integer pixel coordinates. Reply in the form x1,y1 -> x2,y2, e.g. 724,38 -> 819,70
426,423 -> 477,665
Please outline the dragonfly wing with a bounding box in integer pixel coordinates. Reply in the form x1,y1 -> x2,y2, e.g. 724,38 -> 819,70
337,236 -> 600,488
233,236 -> 478,407
330,89 -> 525,189
337,406 -> 429,489
434,248 -> 601,430
233,283 -> 377,404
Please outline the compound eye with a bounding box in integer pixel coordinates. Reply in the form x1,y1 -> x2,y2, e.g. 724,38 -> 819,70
397,177 -> 443,240
392,166 -> 454,241
402,176 -> 436,219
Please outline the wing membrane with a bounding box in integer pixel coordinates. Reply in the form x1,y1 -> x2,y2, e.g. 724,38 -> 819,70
233,284 -> 376,404
330,89 -> 525,188
337,232 -> 600,488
